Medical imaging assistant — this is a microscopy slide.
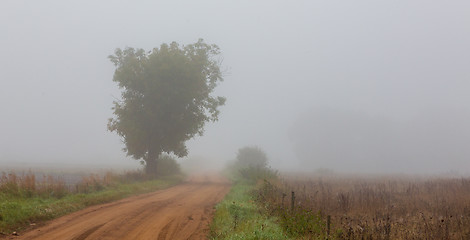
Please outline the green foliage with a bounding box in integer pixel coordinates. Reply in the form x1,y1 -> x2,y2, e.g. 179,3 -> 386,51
154,155 -> 181,176
235,146 -> 268,169
238,167 -> 278,183
108,39 -> 225,173
255,179 -> 328,239
278,209 -> 325,238
230,146 -> 277,182
209,181 -> 288,240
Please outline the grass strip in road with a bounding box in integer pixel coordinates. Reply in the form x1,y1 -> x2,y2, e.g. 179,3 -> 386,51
0,175 -> 183,235
209,180 -> 288,240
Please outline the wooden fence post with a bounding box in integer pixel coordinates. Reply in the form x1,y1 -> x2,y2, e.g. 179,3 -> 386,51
327,215 -> 331,239
291,191 -> 295,212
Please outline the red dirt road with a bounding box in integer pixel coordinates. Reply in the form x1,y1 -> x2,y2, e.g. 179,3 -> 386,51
9,174 -> 230,240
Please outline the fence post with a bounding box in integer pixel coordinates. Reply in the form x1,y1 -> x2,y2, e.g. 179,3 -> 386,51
282,193 -> 286,207
327,215 -> 331,239
291,191 -> 295,212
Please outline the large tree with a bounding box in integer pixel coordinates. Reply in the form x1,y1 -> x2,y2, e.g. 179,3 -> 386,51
108,39 -> 225,174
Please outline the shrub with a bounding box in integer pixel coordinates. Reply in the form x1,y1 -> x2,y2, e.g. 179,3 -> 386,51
238,166 -> 278,182
235,146 -> 268,169
230,146 -> 278,182
155,155 -> 181,176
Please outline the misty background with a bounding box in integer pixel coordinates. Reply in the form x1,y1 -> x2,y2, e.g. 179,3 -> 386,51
1,1 -> 469,174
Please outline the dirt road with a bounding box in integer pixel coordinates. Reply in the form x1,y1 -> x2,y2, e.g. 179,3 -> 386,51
10,174 -> 230,240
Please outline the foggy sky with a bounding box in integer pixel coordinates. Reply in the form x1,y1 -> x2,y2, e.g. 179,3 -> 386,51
1,1 -> 469,174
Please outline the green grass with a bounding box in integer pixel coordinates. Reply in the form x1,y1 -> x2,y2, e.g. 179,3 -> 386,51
256,180 -> 327,239
0,175 -> 183,234
209,179 -> 289,240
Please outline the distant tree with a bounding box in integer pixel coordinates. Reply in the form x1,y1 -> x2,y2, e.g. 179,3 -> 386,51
235,146 -> 268,169
108,39 -> 225,175
233,146 -> 276,181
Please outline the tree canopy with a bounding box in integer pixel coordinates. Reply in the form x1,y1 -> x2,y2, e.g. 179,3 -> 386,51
235,146 -> 269,169
108,39 -> 225,174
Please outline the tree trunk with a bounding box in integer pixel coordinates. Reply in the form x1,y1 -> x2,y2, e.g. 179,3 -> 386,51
145,148 -> 160,176
145,158 -> 158,176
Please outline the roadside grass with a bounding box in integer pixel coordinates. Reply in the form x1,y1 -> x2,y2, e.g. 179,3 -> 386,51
210,165 -> 327,240
209,179 -> 289,240
256,179 -> 327,239
0,174 -> 183,234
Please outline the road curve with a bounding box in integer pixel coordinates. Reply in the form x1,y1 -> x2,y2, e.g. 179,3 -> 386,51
9,174 -> 230,240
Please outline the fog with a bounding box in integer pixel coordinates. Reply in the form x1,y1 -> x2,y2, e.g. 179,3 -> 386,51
1,1 -> 469,174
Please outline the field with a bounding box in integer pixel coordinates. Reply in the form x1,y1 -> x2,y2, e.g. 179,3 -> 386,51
257,173 -> 470,239
5,165 -> 470,239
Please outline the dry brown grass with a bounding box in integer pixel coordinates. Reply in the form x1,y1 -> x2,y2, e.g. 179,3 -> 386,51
0,171 -> 66,198
258,173 -> 470,239
0,170 -> 147,198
